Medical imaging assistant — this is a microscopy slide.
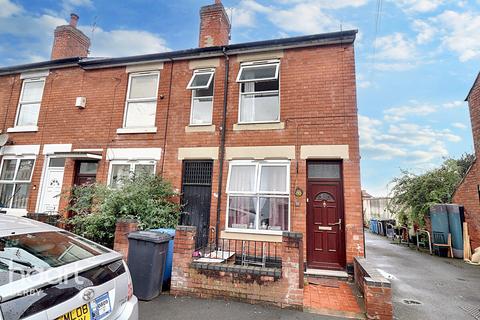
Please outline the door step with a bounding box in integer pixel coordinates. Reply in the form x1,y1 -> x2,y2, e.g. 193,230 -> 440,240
305,268 -> 350,281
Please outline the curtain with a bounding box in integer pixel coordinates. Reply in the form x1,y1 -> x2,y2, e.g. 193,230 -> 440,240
259,166 -> 286,192
228,165 -> 255,192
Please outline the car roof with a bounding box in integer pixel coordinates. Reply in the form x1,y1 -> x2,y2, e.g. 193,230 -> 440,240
0,215 -> 59,237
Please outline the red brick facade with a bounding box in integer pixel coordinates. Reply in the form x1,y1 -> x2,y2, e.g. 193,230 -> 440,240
452,73 -> 480,250
0,1 -> 363,272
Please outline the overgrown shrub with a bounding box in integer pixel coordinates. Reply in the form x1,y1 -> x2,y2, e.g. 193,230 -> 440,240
389,153 -> 474,227
66,174 -> 180,247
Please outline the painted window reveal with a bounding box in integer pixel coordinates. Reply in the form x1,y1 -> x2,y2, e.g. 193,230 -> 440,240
124,72 -> 159,128
314,192 -> 335,202
16,78 -> 45,127
108,160 -> 156,188
0,157 -> 35,209
236,62 -> 280,124
187,69 -> 215,125
226,160 -> 289,232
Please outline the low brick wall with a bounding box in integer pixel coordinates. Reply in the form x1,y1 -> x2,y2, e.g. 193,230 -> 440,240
354,257 -> 392,320
171,226 -> 304,309
113,219 -> 139,260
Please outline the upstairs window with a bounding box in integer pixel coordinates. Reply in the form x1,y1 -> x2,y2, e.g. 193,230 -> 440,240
226,160 -> 289,232
16,78 -> 45,127
236,62 -> 280,124
187,69 -> 215,125
124,72 -> 159,128
0,157 -> 35,209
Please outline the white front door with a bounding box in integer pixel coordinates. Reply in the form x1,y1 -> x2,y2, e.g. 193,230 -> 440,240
39,160 -> 65,213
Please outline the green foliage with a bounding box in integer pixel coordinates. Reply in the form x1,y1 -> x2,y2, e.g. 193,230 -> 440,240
66,174 -> 180,247
389,153 -> 474,227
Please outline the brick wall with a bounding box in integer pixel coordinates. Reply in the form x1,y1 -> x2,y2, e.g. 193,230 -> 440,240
113,219 -> 139,260
452,75 -> 480,250
171,226 -> 304,309
354,257 -> 392,320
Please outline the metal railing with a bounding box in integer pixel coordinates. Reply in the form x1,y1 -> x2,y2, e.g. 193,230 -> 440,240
193,237 -> 282,269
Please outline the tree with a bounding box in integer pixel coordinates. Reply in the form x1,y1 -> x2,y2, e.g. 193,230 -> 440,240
389,153 -> 474,227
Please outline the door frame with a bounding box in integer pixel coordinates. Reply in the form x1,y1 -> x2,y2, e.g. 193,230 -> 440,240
36,156 -> 65,213
180,160 -> 214,249
306,160 -> 346,270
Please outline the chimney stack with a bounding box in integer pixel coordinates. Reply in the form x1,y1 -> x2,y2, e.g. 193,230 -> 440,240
199,0 -> 231,48
51,13 -> 90,60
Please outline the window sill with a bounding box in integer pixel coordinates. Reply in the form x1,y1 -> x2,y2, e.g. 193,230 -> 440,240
116,127 -> 157,134
185,125 -> 216,133
7,126 -> 38,133
1,208 -> 28,217
233,122 -> 285,131
221,230 -> 283,242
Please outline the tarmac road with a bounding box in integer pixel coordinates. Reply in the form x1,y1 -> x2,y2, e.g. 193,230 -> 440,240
365,231 -> 480,320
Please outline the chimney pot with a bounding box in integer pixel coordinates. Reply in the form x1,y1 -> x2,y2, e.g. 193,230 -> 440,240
215,0 -> 221,3
70,13 -> 79,28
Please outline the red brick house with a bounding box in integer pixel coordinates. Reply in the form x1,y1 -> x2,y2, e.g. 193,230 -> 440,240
452,73 -> 480,250
0,1 -> 367,312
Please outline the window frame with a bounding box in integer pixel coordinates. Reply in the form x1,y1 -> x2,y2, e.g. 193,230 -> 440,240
225,160 -> 290,234
236,61 -> 281,125
188,69 -> 215,126
0,156 -> 36,210
186,69 -> 215,90
107,160 -> 156,188
122,71 -> 160,129
14,77 -> 46,128
236,62 -> 280,83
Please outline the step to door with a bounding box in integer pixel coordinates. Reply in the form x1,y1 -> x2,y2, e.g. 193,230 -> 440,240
305,268 -> 350,280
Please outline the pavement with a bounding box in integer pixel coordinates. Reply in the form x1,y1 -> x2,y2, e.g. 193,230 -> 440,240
365,231 -> 480,320
139,294 -> 343,320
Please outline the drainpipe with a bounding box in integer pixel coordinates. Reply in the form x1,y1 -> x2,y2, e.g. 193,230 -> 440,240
215,47 -> 229,247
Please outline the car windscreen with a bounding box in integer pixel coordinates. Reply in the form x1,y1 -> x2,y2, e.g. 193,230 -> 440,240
0,231 -> 109,286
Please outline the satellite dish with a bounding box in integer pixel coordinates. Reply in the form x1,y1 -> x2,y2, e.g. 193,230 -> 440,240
0,134 -> 9,147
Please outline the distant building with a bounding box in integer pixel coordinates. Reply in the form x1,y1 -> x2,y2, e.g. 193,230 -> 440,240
362,190 -> 394,225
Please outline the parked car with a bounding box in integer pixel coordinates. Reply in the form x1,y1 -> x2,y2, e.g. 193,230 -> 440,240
0,215 -> 138,320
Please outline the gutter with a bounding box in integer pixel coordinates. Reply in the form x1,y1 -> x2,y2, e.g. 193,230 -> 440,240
215,47 -> 229,247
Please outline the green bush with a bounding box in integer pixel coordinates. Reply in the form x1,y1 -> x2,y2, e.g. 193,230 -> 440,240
66,174 -> 180,247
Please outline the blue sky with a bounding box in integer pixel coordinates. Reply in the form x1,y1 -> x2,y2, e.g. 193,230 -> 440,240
1,0 -> 479,196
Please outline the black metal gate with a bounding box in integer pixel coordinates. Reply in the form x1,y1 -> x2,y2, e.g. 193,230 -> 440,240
180,160 -> 213,249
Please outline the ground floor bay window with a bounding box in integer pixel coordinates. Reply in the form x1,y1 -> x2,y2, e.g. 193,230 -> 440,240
226,160 -> 289,232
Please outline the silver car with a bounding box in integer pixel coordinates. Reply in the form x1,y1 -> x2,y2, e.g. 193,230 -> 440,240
0,215 -> 138,320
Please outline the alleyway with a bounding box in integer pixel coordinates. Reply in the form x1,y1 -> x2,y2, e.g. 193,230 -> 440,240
365,231 -> 480,320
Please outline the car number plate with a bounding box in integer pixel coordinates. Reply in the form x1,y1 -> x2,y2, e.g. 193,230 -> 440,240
56,293 -> 111,320
90,293 -> 112,320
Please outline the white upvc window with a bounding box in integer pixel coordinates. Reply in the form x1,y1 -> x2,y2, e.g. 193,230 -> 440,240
108,160 -> 156,188
236,61 -> 280,124
226,160 -> 290,233
123,72 -> 160,129
15,78 -> 45,127
187,69 -> 215,125
0,157 -> 35,210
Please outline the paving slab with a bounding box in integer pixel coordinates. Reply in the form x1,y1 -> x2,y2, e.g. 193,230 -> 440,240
139,294 -> 344,320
